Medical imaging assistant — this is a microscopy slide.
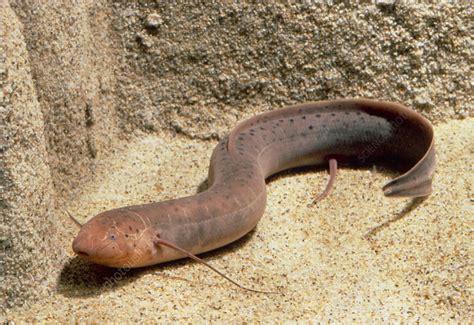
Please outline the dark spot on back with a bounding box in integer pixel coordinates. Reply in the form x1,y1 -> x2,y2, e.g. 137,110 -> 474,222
302,116 -> 306,120
309,125 -> 314,130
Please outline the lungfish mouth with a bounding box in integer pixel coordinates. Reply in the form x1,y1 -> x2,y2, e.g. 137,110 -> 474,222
72,231 -> 96,258
72,229 -> 136,267
72,231 -> 113,261
75,250 -> 89,257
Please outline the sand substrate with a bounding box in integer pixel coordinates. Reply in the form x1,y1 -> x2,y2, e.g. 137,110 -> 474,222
6,118 -> 473,322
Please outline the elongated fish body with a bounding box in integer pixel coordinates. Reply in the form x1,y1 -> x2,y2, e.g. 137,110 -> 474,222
72,99 -> 435,268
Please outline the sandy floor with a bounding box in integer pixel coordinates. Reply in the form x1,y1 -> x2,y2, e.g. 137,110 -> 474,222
6,118 -> 472,322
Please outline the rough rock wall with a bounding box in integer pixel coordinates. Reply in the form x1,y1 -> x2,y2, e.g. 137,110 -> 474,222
112,2 -> 470,139
10,0 -> 119,197
2,0 -> 119,311
1,1 -> 64,311
1,0 -> 471,312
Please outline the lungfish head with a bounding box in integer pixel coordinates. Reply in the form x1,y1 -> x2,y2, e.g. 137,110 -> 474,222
72,209 -> 160,268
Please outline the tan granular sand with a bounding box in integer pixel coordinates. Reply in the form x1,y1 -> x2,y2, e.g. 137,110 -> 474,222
6,118 -> 472,322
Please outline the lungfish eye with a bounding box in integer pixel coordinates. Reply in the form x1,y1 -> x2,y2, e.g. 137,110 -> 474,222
110,234 -> 116,240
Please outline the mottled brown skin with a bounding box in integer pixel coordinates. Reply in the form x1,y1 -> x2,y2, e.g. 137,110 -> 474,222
73,99 -> 435,269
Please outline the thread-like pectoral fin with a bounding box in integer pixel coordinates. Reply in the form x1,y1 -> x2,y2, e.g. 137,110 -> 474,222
65,210 -> 83,228
383,143 -> 435,198
154,237 -> 278,294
